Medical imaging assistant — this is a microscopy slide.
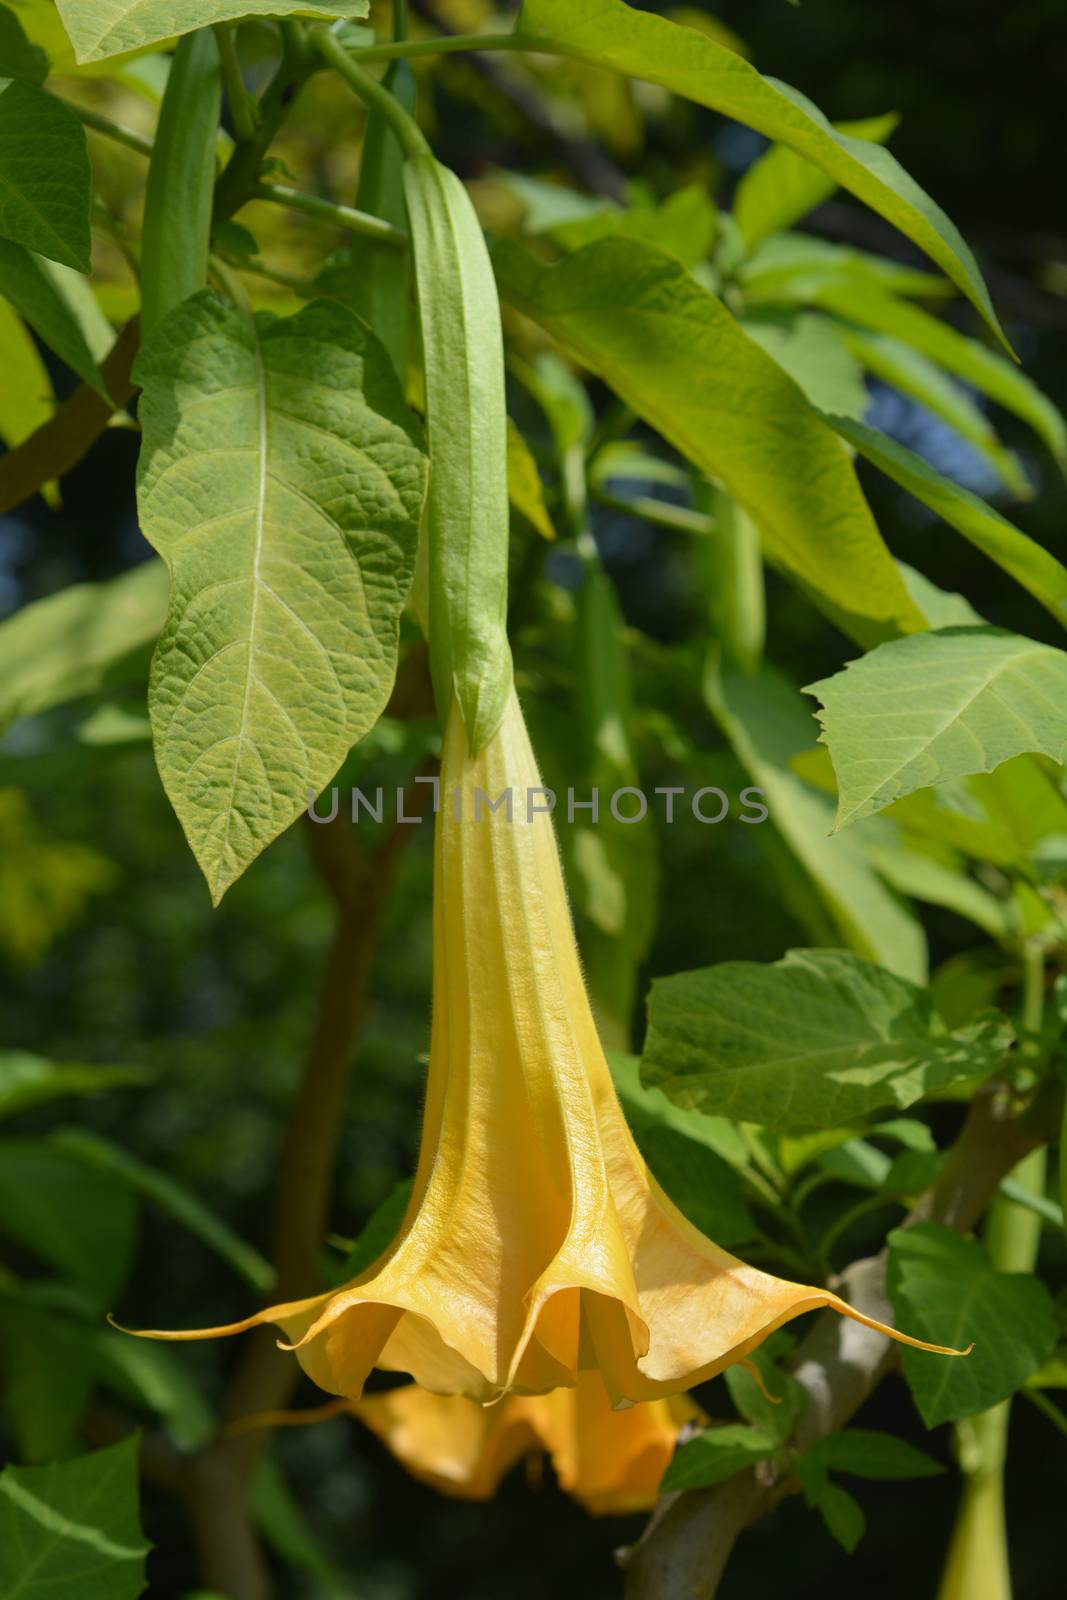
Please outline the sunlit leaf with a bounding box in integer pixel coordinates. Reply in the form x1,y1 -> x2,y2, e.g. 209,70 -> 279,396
806,627 -> 1067,828
517,0 -> 1007,346
0,562 -> 168,733
495,235 -> 923,643
735,112 -> 898,249
55,0 -> 369,62
135,292 -> 427,901
642,948 -> 1010,1128
887,1224 -> 1058,1425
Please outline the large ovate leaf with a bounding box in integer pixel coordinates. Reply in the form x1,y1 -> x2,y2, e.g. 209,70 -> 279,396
806,627 -> 1067,828
495,236 -> 923,643
0,561 -> 169,732
0,1437 -> 149,1600
516,0 -> 1006,347
641,948 -> 1010,1129
734,112 -> 898,249
55,0 -> 368,62
887,1223 -> 1058,1425
135,292 -> 427,902
0,78 -> 90,269
0,239 -> 105,393
708,661 -> 926,982
829,417 -> 1067,632
610,1053 -> 755,1246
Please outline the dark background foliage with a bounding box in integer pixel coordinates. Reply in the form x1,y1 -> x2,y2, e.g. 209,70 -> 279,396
2,2 -> 1064,1596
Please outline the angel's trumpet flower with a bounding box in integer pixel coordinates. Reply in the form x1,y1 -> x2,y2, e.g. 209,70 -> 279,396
350,1370 -> 703,1514
125,689 -> 965,1403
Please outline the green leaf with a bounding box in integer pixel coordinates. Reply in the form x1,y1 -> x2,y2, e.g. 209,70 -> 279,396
801,1428 -> 944,1483
0,1437 -> 149,1599
552,184 -> 717,267
662,1423 -> 777,1491
741,232 -> 952,304
735,112 -> 899,249
0,79 -> 90,269
92,1329 -> 214,1450
739,311 -> 868,421
51,1128 -> 276,1294
809,1479 -> 866,1552
840,327 -> 1028,497
506,417 -> 554,541
807,282 -> 1065,466
333,1179 -> 412,1284
252,1458 -> 346,1593
0,562 -> 168,733
609,1053 -> 755,1246
0,1051 -> 150,1119
38,257 -> 115,361
829,418 -> 1067,633
0,295 -> 54,480
0,1295 -> 95,1461
725,1342 -> 806,1444
0,4 -> 47,82
806,627 -> 1067,829
887,1223 -> 1058,1426
708,661 -> 926,981
135,292 -> 426,902
0,1137 -> 138,1304
641,948 -> 1010,1129
0,239 -> 105,392
517,0 -> 1007,348
495,235 -> 924,643
55,0 -> 369,62
865,838 -> 1011,942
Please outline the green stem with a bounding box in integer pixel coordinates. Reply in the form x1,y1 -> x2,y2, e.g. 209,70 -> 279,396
214,22 -> 257,143
213,24 -> 318,221
343,31 -> 579,66
311,26 -> 430,158
1022,1386 -> 1067,1444
63,99 -> 153,157
939,954 -> 1048,1600
592,485 -> 716,538
215,251 -> 317,297
254,180 -> 407,246
393,0 -> 408,41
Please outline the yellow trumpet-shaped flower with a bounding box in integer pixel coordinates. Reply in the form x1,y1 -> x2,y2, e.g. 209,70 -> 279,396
349,1371 -> 703,1514
127,688 -> 964,1402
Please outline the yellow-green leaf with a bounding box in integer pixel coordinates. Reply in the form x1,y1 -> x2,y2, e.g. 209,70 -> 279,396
55,0 -> 369,63
135,292 -> 427,902
517,0 -> 1007,349
495,234 -> 924,642
735,112 -> 899,249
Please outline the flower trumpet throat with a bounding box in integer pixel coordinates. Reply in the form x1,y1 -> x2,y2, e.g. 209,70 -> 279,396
123,689 -> 967,1402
